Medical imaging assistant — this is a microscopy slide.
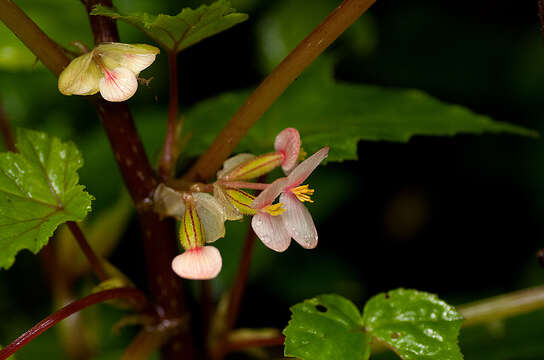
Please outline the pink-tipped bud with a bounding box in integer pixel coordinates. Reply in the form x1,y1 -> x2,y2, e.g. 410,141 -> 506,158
274,128 -> 301,174
171,246 -> 222,280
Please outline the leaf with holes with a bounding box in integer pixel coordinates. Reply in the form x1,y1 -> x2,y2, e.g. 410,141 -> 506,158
91,0 -> 248,53
283,294 -> 371,360
363,288 -> 464,360
0,128 -> 93,269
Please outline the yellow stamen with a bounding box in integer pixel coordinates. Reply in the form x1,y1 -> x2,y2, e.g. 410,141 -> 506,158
291,184 -> 315,203
263,203 -> 286,216
298,147 -> 308,161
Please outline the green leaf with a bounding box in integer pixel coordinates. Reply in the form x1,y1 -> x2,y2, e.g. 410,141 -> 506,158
0,128 -> 93,269
91,0 -> 248,53
184,59 -> 537,163
362,288 -> 463,360
283,294 -> 371,360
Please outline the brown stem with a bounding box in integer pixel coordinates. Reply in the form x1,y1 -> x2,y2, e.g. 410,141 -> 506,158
0,0 -> 68,76
226,227 -> 257,333
66,221 -> 108,281
183,0 -> 376,182
0,288 -> 147,360
222,334 -> 285,355
0,101 -> 16,152
159,52 -> 181,179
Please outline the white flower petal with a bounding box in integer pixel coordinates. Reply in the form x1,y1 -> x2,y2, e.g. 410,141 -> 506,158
58,52 -> 101,96
274,128 -> 300,174
251,177 -> 289,210
213,184 -> 243,221
280,192 -> 317,249
171,246 -> 222,280
99,67 -> 138,102
97,43 -> 160,73
217,153 -> 256,179
193,192 -> 226,243
251,212 -> 291,252
286,147 -> 329,188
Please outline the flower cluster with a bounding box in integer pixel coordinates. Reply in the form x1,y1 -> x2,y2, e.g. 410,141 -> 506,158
153,128 -> 329,280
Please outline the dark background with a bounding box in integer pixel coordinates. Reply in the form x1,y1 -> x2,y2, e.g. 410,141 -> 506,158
1,0 -> 544,359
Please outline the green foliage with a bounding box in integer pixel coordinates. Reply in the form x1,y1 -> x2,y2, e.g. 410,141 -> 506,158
363,289 -> 464,360
283,294 -> 371,360
184,59 -> 537,163
284,290 -> 463,360
91,0 -> 248,53
0,129 -> 93,269
0,0 -> 93,70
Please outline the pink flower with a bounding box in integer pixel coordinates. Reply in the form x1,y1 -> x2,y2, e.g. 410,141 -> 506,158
250,147 -> 329,252
171,246 -> 222,280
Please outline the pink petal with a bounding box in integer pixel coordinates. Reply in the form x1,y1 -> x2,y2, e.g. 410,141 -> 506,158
286,147 -> 329,189
171,246 -> 222,280
251,212 -> 291,252
280,192 -> 318,249
251,177 -> 289,210
99,67 -> 138,102
274,128 -> 301,174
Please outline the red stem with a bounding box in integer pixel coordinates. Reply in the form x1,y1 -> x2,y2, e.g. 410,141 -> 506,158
221,181 -> 269,190
159,51 -> 180,179
66,221 -> 108,281
0,101 -> 16,152
0,288 -> 147,360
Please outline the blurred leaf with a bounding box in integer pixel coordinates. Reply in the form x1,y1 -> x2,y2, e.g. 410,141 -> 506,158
0,0 -> 93,70
0,129 -> 93,269
363,289 -> 463,360
184,59 -> 537,163
256,0 -> 376,73
56,193 -> 132,278
91,0 -> 248,53
283,294 -> 371,360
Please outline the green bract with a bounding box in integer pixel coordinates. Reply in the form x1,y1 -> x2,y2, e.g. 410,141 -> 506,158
283,294 -> 371,360
0,129 -> 93,269
91,0 -> 248,54
184,59 -> 537,163
363,289 -> 464,360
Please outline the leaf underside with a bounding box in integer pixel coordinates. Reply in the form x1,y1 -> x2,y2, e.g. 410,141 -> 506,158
0,128 -> 93,269
91,0 -> 248,53
183,59 -> 537,163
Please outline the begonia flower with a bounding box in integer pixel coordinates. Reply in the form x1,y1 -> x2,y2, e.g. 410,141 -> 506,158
171,196 -> 222,280
58,42 -> 159,102
250,147 -> 329,252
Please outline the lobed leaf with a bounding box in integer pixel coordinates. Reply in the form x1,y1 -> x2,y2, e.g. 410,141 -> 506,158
362,288 -> 463,360
0,129 -> 93,269
91,0 -> 248,53
283,294 -> 371,360
184,59 -> 537,163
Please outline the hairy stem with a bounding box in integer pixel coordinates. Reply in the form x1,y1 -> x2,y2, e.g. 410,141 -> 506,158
159,52 -> 181,179
458,285 -> 544,327
183,0 -> 376,182
66,221 -> 108,281
0,288 -> 147,360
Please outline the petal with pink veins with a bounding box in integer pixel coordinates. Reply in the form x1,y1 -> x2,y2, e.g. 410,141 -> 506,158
251,177 -> 289,210
97,43 -> 160,74
99,67 -> 138,102
171,246 -> 222,280
251,212 -> 291,252
280,192 -> 318,249
286,147 -> 329,189
274,128 -> 300,174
